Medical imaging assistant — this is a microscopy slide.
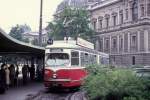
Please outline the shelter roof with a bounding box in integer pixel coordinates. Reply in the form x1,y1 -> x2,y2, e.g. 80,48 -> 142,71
0,28 -> 45,57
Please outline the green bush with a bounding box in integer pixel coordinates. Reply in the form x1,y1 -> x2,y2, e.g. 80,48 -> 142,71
83,64 -> 150,100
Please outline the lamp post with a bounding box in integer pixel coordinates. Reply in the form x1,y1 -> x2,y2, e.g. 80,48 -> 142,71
39,0 -> 43,46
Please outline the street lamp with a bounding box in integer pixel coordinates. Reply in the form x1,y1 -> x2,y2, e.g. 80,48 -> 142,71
39,0 -> 43,46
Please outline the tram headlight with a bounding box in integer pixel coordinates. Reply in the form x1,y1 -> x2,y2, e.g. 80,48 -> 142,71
45,70 -> 50,75
53,73 -> 57,79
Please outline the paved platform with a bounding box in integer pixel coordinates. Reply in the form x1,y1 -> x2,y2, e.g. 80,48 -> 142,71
0,82 -> 44,100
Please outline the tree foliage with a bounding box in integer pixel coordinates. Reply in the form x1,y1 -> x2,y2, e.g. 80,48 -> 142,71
47,7 -> 94,40
9,24 -> 31,41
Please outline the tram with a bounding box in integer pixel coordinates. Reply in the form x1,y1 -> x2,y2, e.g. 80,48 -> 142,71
44,37 -> 109,88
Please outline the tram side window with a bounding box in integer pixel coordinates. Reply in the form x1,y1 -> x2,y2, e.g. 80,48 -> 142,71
94,55 -> 97,64
84,53 -> 89,65
81,52 -> 89,66
99,56 -> 101,64
100,56 -> 109,64
90,55 -> 97,64
71,51 -> 79,66
81,53 -> 84,66
89,54 -> 93,64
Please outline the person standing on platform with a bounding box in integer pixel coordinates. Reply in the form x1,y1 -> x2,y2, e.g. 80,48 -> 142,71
27,64 -> 30,78
22,65 -> 28,85
5,64 -> 10,89
30,64 -> 35,81
9,64 -> 15,87
14,65 -> 19,87
0,64 -> 6,94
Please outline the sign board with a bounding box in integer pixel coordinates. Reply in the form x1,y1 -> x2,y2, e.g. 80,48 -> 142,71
50,48 -> 63,53
77,38 -> 94,49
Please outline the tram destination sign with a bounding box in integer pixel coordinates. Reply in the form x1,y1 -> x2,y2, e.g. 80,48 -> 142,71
77,38 -> 94,49
50,48 -> 63,53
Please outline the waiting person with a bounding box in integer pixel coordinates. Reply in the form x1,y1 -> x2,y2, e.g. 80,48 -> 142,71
0,64 -> 6,94
30,64 -> 35,81
22,65 -> 28,85
9,64 -> 15,87
14,65 -> 19,87
5,64 -> 10,89
27,64 -> 30,78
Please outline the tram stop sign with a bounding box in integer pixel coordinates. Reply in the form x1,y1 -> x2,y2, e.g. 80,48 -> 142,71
47,38 -> 53,45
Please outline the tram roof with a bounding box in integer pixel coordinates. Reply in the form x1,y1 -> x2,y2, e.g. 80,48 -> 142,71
46,40 -> 109,57
0,28 -> 45,57
46,40 -> 79,49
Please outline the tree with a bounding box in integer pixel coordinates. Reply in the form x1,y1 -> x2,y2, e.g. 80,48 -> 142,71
47,7 -> 94,40
9,24 -> 31,41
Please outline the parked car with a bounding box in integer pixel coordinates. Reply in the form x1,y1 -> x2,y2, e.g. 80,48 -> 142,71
134,66 -> 150,78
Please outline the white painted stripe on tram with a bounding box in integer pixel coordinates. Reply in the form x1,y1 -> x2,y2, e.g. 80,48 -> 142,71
45,66 -> 86,72
48,78 -> 84,82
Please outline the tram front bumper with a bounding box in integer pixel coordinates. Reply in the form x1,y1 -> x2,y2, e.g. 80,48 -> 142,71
44,78 -> 81,88
49,78 -> 71,82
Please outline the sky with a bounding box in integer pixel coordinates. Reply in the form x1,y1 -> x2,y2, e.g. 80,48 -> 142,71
0,0 -> 63,33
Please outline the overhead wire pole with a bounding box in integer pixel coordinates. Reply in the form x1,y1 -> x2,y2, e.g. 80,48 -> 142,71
39,0 -> 43,46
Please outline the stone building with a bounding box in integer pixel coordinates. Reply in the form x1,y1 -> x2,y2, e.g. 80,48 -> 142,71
22,29 -> 48,46
89,0 -> 150,66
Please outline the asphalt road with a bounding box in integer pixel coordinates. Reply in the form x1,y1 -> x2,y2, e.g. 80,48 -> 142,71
25,88 -> 87,100
0,82 -> 87,100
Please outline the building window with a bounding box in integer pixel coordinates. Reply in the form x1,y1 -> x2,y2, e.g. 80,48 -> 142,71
132,0 -> 138,21
106,39 -> 109,50
125,9 -> 128,20
99,39 -> 103,51
99,20 -> 103,29
93,21 -> 97,30
147,3 -> 150,15
113,15 -> 117,26
131,35 -> 136,47
120,38 -> 123,49
112,38 -> 117,48
120,13 -> 123,24
132,56 -> 135,65
141,5 -> 145,16
106,18 -> 109,28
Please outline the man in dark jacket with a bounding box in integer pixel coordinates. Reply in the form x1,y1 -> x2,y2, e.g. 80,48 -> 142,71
0,64 -> 6,94
9,64 -> 15,87
22,65 -> 28,85
30,64 -> 35,81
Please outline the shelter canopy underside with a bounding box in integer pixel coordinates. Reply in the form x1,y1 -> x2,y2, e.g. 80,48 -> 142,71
0,28 -> 45,57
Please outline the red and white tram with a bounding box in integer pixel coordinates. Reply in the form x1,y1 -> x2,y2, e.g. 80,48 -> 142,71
44,38 -> 109,88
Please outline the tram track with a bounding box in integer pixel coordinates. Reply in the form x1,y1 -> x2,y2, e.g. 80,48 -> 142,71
25,89 -> 87,100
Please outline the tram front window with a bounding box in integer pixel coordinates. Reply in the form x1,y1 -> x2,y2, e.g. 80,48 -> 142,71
46,53 -> 69,67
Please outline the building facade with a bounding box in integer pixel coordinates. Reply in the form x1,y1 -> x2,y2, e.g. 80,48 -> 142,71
90,0 -> 150,66
22,29 -> 48,46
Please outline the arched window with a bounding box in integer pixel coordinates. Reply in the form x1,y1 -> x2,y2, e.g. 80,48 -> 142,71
132,0 -> 138,21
